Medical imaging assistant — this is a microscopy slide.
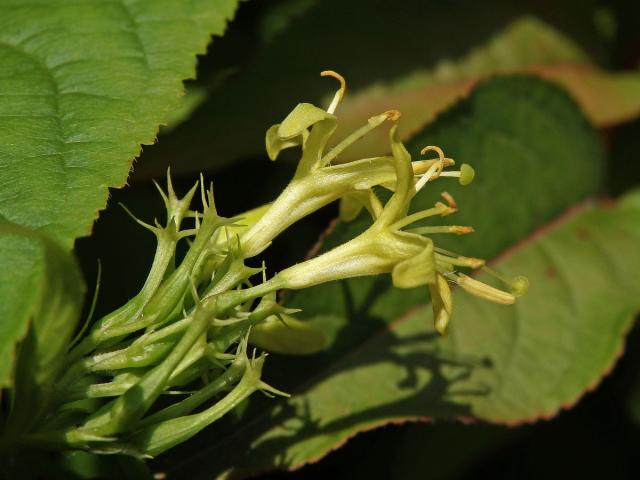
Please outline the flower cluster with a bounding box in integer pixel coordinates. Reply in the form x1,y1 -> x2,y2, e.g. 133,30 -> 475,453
7,71 -> 526,457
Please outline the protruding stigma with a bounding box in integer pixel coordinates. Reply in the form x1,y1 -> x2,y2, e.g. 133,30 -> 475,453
420,146 -> 445,171
415,146 -> 446,192
482,266 -> 529,297
438,163 -> 475,186
321,70 -> 346,114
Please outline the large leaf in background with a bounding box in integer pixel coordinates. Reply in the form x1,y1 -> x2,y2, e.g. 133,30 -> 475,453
137,1 -> 609,178
0,222 -> 83,400
156,77 -> 606,478
0,0 -> 240,249
330,17 -> 640,162
211,193 -> 640,478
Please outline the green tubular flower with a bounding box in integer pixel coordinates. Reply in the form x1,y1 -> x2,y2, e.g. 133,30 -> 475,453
240,71 -> 441,259
275,121 -> 526,334
274,126 -> 463,289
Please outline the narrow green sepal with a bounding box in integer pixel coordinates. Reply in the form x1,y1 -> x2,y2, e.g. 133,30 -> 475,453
154,169 -> 199,229
257,380 -> 291,398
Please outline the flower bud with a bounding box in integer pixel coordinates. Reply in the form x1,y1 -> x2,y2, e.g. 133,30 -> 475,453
250,313 -> 328,355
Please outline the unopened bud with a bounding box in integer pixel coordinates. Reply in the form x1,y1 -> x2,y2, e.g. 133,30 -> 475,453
456,273 -> 515,305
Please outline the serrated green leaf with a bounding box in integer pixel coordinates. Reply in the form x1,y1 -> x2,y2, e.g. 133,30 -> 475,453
0,221 -> 84,439
158,76 -> 607,478
161,84 -> 208,133
0,0 -> 240,248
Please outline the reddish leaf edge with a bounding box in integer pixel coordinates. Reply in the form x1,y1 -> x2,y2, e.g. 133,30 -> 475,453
290,310 -> 635,472
341,63 -> 640,155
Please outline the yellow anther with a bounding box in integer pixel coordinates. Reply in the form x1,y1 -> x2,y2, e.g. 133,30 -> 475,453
441,191 -> 457,210
438,254 -> 485,269
408,225 -> 475,236
434,201 -> 456,216
384,109 -> 402,121
449,226 -> 475,235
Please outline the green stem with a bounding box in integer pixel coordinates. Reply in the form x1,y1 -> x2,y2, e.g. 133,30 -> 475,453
77,306 -> 213,436
66,230 -> 178,363
129,356 -> 267,456
137,358 -> 245,428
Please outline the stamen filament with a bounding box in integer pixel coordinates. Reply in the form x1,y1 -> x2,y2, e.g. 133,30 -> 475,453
432,164 -> 475,185
409,225 -> 475,235
412,158 -> 455,176
322,110 -> 400,165
440,192 -> 457,210
392,204 -> 450,230
420,145 -> 445,178
434,246 -> 465,257
436,253 -> 485,269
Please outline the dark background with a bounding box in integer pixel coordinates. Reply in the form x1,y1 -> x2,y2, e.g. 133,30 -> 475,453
75,1 -> 640,478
